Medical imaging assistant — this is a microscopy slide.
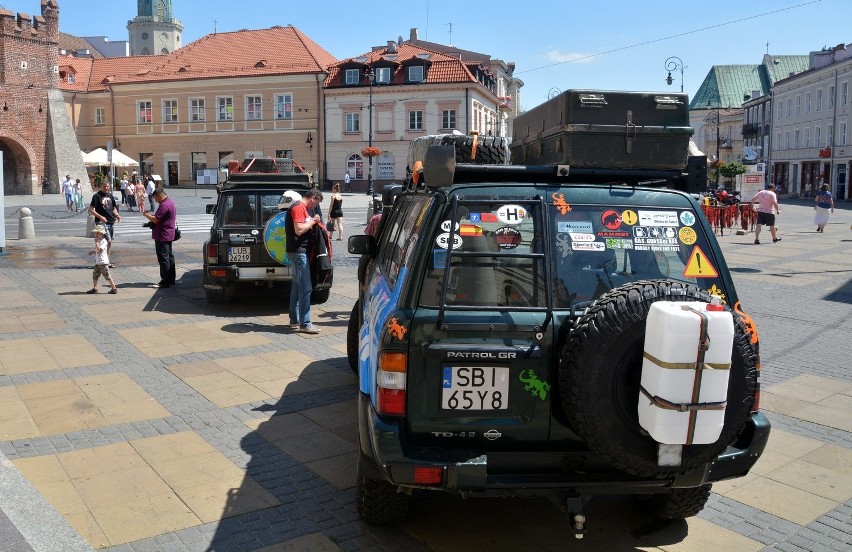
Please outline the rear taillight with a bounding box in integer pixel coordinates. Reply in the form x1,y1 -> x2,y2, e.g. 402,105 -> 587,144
376,352 -> 406,416
206,244 -> 218,264
413,466 -> 443,485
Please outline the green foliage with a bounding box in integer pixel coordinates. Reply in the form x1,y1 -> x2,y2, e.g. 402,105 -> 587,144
719,162 -> 747,184
92,171 -> 105,185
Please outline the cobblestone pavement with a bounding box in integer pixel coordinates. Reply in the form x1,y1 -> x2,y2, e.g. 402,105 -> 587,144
0,194 -> 850,551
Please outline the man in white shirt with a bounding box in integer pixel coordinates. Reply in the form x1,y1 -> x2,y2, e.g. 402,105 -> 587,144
146,177 -> 156,211
61,174 -> 74,211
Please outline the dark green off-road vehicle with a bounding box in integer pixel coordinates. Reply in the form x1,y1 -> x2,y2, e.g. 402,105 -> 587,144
347,91 -> 769,535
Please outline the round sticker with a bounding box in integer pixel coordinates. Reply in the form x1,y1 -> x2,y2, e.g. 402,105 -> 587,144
435,232 -> 463,250
496,204 -> 527,225
678,226 -> 697,245
441,220 -> 460,232
679,211 -> 696,226
601,209 -> 622,230
494,227 -> 522,249
621,210 -> 638,225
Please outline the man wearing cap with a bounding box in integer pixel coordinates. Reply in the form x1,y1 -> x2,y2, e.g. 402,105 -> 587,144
142,187 -> 177,288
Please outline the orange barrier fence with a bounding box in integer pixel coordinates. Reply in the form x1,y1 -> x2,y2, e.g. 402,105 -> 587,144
700,204 -> 756,235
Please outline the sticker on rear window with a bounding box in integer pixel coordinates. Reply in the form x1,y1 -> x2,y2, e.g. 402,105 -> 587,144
496,204 -> 527,224
440,220 -> 460,232
558,221 -> 593,233
569,232 -> 596,242
495,227 -> 522,249
469,213 -> 499,223
679,211 -> 697,226
601,210 -> 623,230
572,242 -> 605,251
606,238 -> 633,249
435,232 -> 462,249
551,193 -> 572,215
638,210 -> 679,226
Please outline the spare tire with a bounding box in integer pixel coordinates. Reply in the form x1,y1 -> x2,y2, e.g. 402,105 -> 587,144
439,135 -> 510,165
558,279 -> 758,478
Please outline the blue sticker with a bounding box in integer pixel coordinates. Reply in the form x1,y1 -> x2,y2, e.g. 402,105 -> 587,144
433,248 -> 448,269
469,213 -> 481,223
442,367 -> 452,388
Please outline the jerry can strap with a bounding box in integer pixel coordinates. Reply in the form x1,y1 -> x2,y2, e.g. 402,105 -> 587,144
639,386 -> 727,412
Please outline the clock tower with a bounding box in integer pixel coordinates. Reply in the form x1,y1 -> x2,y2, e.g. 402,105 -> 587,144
127,0 -> 183,56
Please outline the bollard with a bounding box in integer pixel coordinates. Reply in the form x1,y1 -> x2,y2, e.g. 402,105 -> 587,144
366,200 -> 374,225
85,214 -> 97,238
18,207 -> 35,239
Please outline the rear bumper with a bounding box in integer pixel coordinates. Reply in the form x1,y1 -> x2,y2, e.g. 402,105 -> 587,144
204,264 -> 293,284
358,393 -> 770,494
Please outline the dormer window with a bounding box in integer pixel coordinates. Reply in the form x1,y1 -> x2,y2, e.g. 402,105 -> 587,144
408,66 -> 424,83
375,67 -> 391,83
345,68 -> 360,85
66,73 -> 75,84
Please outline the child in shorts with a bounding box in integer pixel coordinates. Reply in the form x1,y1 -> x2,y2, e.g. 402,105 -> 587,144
88,225 -> 117,294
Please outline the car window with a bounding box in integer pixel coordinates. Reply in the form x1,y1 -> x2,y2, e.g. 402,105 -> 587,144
260,192 -> 285,225
551,204 -> 726,306
221,193 -> 257,226
377,197 -> 431,289
419,200 -> 546,308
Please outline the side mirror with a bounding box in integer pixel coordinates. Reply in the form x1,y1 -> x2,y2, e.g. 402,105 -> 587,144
348,234 -> 376,256
205,204 -> 216,214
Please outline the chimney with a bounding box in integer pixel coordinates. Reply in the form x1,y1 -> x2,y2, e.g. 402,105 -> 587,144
410,28 -> 418,41
387,40 -> 397,53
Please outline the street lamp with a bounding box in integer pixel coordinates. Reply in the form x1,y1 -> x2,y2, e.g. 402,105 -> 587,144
706,91 -> 722,188
365,66 -> 375,196
664,56 -> 685,93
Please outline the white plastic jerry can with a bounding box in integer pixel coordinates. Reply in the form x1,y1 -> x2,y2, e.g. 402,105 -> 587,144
638,298 -> 734,445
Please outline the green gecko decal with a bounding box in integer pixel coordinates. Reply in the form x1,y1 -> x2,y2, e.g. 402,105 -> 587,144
519,369 -> 551,400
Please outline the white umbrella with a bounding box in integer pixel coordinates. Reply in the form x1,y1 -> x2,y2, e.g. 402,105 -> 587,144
81,148 -> 139,167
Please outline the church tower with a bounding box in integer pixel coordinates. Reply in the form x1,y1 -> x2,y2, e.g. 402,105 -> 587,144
127,0 -> 182,56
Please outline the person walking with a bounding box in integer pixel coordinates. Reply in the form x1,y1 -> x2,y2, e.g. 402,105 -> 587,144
285,188 -> 324,334
119,173 -> 129,209
135,180 -> 146,213
87,225 -> 118,294
88,181 -> 122,260
73,179 -> 84,212
146,176 -> 156,211
814,184 -> 835,232
62,174 -> 75,211
750,183 -> 781,244
328,182 -> 344,241
142,187 -> 177,288
343,170 -> 351,192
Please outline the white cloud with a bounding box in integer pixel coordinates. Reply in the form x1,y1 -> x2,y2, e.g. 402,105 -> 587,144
546,50 -> 595,64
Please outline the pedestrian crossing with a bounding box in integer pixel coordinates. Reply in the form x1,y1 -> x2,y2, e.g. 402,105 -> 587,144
117,214 -> 214,237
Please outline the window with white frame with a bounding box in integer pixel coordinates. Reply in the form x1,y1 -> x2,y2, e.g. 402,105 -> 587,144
274,93 -> 292,120
785,131 -> 790,149
67,73 -> 75,84
246,95 -> 262,120
829,85 -> 835,109
805,128 -> 810,147
345,112 -> 360,133
777,103 -> 782,120
817,89 -> 823,111
786,99 -> 791,117
442,109 -> 456,129
190,98 -> 205,122
375,67 -> 391,83
217,97 -> 233,121
347,153 -> 364,179
806,93 -> 811,113
408,66 -> 424,82
828,124 -> 833,146
138,100 -> 152,124
795,95 -> 801,115
409,110 -> 423,130
163,99 -> 178,123
776,132 -> 781,149
794,130 -> 799,148
842,82 -> 848,106
841,122 -> 847,146
815,126 -> 821,147
345,68 -> 360,85
94,107 -> 105,126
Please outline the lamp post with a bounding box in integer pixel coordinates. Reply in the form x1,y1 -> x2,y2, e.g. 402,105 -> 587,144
706,91 -> 721,188
365,66 -> 375,196
664,56 -> 685,93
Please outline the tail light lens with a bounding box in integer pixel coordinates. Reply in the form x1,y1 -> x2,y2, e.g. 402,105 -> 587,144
413,466 -> 443,485
206,244 -> 218,264
377,352 -> 406,416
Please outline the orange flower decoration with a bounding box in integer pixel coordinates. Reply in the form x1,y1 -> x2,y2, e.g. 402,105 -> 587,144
361,146 -> 381,157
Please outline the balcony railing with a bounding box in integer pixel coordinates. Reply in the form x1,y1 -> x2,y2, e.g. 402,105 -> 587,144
498,96 -> 513,111
742,123 -> 761,136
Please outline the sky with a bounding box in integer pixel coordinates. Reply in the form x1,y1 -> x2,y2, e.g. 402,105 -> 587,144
45,0 -> 851,111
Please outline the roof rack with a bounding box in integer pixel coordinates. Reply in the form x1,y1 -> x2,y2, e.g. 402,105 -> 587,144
223,172 -> 314,188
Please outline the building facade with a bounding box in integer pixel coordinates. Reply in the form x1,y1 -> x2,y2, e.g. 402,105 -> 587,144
0,0 -> 86,195
127,0 -> 182,56
61,26 -> 335,187
323,38 -> 507,191
770,44 -> 851,199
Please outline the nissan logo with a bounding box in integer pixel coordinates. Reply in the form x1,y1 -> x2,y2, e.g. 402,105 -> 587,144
484,429 -> 502,441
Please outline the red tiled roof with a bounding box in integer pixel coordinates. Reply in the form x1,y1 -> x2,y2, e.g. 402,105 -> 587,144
59,26 -> 337,92
324,43 -> 477,87
58,55 -> 94,92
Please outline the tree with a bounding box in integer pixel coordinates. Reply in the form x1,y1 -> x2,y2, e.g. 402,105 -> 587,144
719,162 -> 747,188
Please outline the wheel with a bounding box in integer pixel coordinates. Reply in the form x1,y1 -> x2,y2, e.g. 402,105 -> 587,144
645,484 -> 712,519
347,301 -> 360,374
357,476 -> 411,525
558,279 -> 758,478
310,288 -> 330,304
440,135 -> 510,165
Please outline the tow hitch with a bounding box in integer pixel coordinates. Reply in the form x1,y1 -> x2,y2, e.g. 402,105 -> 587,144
554,492 -> 589,539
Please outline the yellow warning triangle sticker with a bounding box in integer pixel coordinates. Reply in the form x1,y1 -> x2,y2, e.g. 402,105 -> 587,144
683,245 -> 719,278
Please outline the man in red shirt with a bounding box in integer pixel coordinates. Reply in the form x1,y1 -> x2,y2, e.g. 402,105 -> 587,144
285,189 -> 324,333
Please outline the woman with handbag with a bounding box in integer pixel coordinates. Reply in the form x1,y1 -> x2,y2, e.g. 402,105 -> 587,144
328,182 -> 344,241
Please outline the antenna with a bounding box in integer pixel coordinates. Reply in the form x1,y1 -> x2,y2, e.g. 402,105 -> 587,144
446,22 -> 453,46
214,19 -> 217,34
425,0 -> 429,41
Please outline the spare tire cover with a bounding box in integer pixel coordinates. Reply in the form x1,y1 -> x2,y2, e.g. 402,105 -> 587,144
558,279 -> 758,478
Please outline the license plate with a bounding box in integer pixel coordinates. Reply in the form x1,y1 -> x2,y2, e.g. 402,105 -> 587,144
228,247 -> 251,262
441,366 -> 509,410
